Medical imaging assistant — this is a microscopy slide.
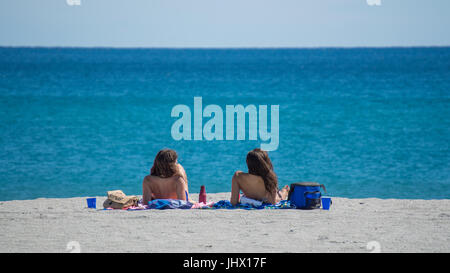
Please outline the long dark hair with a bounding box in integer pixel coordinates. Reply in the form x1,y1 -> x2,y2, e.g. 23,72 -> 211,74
150,149 -> 179,178
246,148 -> 278,195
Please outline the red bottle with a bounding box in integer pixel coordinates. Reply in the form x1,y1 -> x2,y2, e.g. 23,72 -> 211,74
199,185 -> 207,203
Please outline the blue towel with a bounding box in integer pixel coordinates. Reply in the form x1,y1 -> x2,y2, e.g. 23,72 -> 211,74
212,200 -> 294,210
148,199 -> 193,210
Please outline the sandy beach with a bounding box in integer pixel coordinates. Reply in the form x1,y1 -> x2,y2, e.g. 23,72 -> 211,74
0,193 -> 449,253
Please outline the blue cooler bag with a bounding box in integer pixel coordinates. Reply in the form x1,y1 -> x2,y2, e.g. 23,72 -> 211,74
288,182 -> 326,209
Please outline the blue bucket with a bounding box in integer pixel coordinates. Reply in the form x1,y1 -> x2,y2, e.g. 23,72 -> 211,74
86,197 -> 96,209
322,197 -> 332,210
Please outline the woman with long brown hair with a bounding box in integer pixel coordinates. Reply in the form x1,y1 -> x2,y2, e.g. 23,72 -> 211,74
142,149 -> 191,205
230,148 -> 289,205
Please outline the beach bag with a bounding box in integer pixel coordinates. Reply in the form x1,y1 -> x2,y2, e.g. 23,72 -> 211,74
288,182 -> 326,209
103,190 -> 139,209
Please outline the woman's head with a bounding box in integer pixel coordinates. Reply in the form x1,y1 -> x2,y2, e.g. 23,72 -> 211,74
246,148 -> 278,194
150,149 -> 178,178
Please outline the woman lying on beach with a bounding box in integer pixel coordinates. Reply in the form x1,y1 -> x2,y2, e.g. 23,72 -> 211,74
230,148 -> 290,205
142,149 -> 191,205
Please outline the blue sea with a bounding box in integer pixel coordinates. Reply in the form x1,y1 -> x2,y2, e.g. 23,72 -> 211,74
0,47 -> 449,201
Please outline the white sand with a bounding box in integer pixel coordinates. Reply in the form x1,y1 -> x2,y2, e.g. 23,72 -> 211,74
0,193 -> 449,253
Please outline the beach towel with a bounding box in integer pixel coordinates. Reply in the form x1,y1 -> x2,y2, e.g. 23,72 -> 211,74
106,200 -> 214,210
211,200 -> 294,210
191,201 -> 215,209
103,196 -> 292,210
104,190 -> 194,210
147,199 -> 193,210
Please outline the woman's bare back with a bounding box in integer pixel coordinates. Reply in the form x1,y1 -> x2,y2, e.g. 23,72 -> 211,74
142,175 -> 187,205
230,171 -> 289,205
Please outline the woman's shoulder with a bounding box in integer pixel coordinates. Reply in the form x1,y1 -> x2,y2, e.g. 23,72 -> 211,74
144,174 -> 169,182
143,174 -> 155,183
233,171 -> 262,181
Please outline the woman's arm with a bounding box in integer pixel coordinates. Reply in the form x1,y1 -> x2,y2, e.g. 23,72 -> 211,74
175,176 -> 188,201
230,171 -> 243,206
142,176 -> 153,205
176,163 -> 188,185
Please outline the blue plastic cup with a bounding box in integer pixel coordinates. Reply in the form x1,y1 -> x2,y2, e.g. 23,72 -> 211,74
86,197 -> 96,209
322,197 -> 332,210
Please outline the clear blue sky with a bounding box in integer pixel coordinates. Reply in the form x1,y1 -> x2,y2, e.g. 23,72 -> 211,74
1,0 -> 449,47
